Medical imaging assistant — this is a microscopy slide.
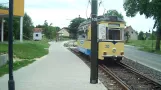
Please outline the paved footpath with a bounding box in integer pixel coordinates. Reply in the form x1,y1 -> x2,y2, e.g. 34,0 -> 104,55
125,45 -> 161,72
0,41 -> 106,90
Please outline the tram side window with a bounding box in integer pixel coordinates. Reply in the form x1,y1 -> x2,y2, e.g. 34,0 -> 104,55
78,31 -> 87,40
109,30 -> 120,40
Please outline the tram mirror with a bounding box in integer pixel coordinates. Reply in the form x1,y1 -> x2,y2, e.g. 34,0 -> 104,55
82,35 -> 85,38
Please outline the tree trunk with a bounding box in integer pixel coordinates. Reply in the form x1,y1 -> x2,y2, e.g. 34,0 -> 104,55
155,30 -> 161,51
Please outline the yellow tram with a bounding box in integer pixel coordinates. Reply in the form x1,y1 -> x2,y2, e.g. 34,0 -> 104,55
77,16 -> 126,61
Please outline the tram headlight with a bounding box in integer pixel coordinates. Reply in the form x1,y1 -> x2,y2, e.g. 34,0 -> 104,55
112,48 -> 116,53
103,52 -> 107,55
120,51 -> 124,55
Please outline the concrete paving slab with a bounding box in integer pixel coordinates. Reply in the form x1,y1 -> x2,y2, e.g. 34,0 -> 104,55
124,45 -> 161,72
0,41 -> 107,90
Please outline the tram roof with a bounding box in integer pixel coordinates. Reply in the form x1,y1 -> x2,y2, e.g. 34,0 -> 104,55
79,15 -> 125,27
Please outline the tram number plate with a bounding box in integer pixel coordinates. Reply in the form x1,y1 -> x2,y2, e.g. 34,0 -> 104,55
105,45 -> 110,48
91,18 -> 97,21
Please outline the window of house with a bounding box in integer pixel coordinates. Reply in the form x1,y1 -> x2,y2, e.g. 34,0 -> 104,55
36,34 -> 39,37
131,31 -> 133,34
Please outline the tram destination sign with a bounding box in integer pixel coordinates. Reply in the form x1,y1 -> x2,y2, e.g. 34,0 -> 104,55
98,24 -> 106,40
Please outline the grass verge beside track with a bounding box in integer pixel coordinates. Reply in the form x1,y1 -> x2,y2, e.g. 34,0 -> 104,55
0,60 -> 35,77
126,40 -> 161,55
0,38 -> 50,77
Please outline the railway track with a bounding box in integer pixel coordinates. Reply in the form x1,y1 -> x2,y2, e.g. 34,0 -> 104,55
118,62 -> 161,89
99,64 -> 131,90
102,62 -> 161,90
68,48 -> 161,90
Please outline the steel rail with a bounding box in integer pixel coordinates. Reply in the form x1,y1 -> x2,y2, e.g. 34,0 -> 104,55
99,64 -> 131,90
118,62 -> 161,87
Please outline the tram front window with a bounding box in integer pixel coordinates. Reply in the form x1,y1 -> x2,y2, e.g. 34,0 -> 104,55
109,30 -> 120,40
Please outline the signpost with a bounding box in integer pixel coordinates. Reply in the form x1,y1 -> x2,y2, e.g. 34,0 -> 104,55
8,0 -> 15,90
90,0 -> 98,84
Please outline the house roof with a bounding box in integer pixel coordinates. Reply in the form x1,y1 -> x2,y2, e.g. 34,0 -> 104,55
124,26 -> 133,31
124,26 -> 139,34
57,28 -> 69,34
33,28 -> 42,32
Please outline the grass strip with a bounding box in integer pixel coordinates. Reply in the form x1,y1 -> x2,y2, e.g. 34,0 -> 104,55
0,60 -> 35,77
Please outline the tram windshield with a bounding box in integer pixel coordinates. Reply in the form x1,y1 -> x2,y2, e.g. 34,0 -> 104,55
108,29 -> 121,40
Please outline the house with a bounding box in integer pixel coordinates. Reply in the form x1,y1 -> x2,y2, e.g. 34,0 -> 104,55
57,27 -> 70,37
124,26 -> 138,40
33,28 -> 43,41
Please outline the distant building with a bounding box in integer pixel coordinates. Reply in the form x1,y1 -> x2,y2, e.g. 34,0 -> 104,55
124,26 -> 138,40
57,28 -> 70,37
33,28 -> 43,41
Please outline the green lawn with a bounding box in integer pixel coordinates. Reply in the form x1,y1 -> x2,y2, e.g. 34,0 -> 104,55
0,60 -> 35,77
0,39 -> 50,59
126,40 -> 161,54
0,38 -> 50,77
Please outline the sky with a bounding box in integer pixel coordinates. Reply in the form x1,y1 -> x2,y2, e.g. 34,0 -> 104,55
1,0 -> 156,32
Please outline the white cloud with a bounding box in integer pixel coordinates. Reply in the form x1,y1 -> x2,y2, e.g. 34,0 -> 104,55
25,8 -> 87,28
25,0 -> 155,32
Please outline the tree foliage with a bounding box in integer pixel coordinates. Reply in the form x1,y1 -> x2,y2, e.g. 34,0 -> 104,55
138,31 -> 144,40
68,17 -> 86,39
149,31 -> 157,40
123,0 -> 161,50
0,12 -> 34,40
104,9 -> 124,19
23,13 -> 34,40
125,31 -> 130,43
36,20 -> 60,40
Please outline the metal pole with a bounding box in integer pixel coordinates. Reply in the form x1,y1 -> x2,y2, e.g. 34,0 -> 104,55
1,18 -> 4,42
8,0 -> 15,90
20,16 -> 23,42
152,29 -> 154,51
77,15 -> 80,41
90,0 -> 98,84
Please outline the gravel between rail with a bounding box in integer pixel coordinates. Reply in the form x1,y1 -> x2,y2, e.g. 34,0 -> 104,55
104,61 -> 161,90
121,57 -> 161,85
68,47 -> 161,90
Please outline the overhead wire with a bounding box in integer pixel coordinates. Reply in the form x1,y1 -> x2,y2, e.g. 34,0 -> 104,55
99,0 -> 107,16
85,0 -> 107,19
98,0 -> 102,12
86,0 -> 91,19
0,2 -> 9,4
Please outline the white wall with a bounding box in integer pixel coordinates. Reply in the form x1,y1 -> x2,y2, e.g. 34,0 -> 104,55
58,29 -> 69,37
128,29 -> 138,40
124,27 -> 138,40
33,32 -> 42,40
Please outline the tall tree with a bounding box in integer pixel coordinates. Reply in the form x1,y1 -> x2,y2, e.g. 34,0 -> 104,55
104,9 -> 124,19
138,31 -> 144,40
0,13 -> 34,40
68,17 -> 86,39
23,13 -> 34,40
41,20 -> 60,40
123,0 -> 161,51
125,31 -> 130,43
